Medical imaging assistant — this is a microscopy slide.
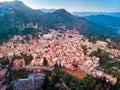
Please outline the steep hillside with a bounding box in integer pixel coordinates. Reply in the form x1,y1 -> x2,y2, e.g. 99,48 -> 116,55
0,1 -> 118,44
84,15 -> 120,35
0,8 -> 39,44
43,9 -> 116,36
85,15 -> 120,28
0,1 -> 34,15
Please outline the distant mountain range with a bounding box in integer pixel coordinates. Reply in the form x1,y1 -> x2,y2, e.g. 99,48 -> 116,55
84,15 -> 120,35
73,12 -> 120,17
85,15 -> 120,28
0,1 -> 119,43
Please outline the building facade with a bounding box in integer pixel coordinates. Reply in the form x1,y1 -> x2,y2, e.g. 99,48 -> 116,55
13,73 -> 45,90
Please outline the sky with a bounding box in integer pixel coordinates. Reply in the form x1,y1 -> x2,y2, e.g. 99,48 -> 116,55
0,0 -> 120,12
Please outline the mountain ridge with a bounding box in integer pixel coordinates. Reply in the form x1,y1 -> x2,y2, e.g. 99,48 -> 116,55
0,1 -> 119,44
85,14 -> 120,30
72,12 -> 120,17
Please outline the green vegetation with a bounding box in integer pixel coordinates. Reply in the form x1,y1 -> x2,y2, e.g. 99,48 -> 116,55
43,58 -> 48,66
42,67 -> 114,90
103,62 -> 120,77
11,54 -> 33,65
55,67 -> 91,90
102,61 -> 120,90
21,28 -> 38,35
0,59 -> 9,65
90,48 -> 112,65
0,8 -> 32,44
10,69 -> 33,81
110,36 -> 120,49
42,70 -> 65,90
85,15 -> 120,29
81,45 -> 87,55
89,35 -> 108,43
89,35 -> 120,49
90,48 -> 120,90
0,1 -> 117,45
5,69 -> 33,90
6,66 -> 119,90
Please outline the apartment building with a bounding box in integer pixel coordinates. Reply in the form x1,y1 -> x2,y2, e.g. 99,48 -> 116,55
13,73 -> 45,90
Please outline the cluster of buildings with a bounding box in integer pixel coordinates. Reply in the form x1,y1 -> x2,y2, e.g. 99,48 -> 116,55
12,73 -> 45,90
0,30 -> 119,85
0,67 -> 7,90
110,49 -> 120,58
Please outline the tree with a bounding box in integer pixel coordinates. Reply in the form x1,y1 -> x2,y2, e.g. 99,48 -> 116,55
0,59 -> 9,65
81,45 -> 87,55
43,57 -> 48,66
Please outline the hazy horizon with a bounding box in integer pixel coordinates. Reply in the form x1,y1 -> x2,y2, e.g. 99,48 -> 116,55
0,0 -> 120,12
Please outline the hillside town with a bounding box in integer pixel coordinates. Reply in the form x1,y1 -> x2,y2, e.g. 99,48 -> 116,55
0,30 -> 120,89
